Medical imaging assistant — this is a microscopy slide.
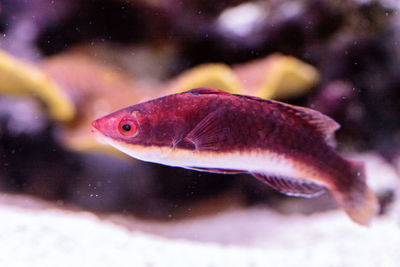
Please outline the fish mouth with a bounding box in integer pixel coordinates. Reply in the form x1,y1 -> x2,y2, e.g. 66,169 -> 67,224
91,119 -> 101,132
91,127 -> 101,135
91,117 -> 110,136
91,127 -> 110,145
91,119 -> 109,144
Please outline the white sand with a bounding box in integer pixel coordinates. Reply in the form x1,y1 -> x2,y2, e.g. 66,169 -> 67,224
0,153 -> 399,267
0,196 -> 399,267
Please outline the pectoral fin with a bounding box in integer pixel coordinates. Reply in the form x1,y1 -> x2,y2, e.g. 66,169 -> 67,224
181,108 -> 228,151
251,172 -> 326,198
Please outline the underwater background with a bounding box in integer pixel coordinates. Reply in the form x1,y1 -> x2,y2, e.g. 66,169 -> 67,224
0,0 -> 399,266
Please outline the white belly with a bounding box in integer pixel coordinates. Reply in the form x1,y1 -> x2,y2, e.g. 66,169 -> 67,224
105,137 -> 315,181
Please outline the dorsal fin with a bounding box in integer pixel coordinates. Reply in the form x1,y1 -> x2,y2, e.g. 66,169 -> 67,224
253,97 -> 340,145
234,95 -> 340,143
184,88 -> 231,96
251,172 -> 326,198
284,103 -> 340,134
184,90 -> 340,145
278,102 -> 340,146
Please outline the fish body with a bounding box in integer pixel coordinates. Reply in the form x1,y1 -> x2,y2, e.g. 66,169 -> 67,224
92,88 -> 378,225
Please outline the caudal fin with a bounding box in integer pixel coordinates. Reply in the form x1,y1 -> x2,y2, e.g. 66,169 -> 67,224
334,162 -> 379,226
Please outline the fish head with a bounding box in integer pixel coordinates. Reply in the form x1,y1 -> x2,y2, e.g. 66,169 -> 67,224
92,107 -> 140,142
91,101 -> 188,163
91,105 -> 154,157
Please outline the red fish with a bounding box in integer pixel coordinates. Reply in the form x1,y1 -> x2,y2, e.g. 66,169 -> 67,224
92,88 -> 378,225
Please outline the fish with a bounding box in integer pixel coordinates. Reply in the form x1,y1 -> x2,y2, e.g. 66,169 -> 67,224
91,88 -> 378,225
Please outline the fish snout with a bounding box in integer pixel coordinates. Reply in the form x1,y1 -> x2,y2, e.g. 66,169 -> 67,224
91,119 -> 100,131
91,115 -> 119,137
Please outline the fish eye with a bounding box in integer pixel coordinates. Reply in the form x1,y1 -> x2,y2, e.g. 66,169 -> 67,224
118,119 -> 138,136
122,124 -> 131,131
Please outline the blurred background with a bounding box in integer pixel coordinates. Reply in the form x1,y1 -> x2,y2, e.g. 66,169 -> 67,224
0,0 -> 399,266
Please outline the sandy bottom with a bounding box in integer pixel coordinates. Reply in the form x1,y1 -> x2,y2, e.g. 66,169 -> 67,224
1,153 -> 399,267
0,193 -> 398,267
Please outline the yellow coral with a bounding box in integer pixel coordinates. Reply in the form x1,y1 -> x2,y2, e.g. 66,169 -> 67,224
167,63 -> 242,94
263,54 -> 320,99
166,55 -> 319,100
234,54 -> 320,100
0,50 -> 75,121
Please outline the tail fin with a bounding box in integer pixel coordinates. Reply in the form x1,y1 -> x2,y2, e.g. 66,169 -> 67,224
334,162 -> 379,226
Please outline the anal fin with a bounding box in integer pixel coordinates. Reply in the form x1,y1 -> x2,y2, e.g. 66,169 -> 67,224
251,172 -> 326,198
185,166 -> 246,174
